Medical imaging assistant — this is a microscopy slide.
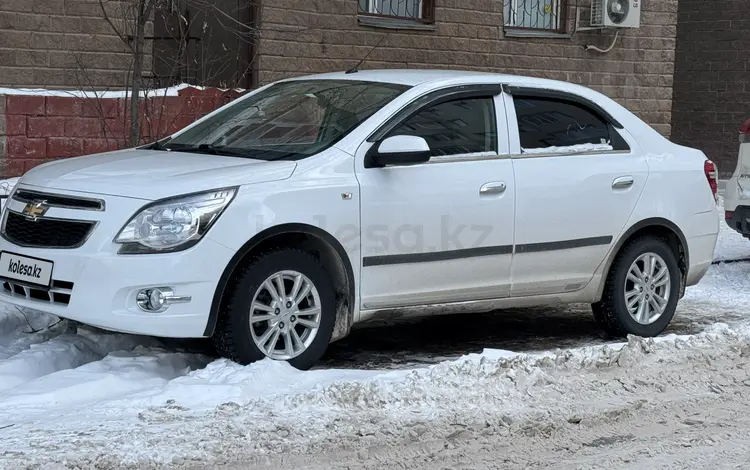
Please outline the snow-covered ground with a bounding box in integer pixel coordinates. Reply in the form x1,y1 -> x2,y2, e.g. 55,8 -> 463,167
0,186 -> 748,469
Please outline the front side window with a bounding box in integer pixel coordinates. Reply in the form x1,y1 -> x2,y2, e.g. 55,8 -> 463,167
388,98 -> 497,157
512,96 -> 629,152
164,80 -> 409,160
504,0 -> 566,32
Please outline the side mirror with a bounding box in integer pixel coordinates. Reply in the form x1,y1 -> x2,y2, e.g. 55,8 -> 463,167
366,135 -> 431,168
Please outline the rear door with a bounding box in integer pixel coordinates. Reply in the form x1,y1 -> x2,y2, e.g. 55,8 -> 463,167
504,87 -> 648,297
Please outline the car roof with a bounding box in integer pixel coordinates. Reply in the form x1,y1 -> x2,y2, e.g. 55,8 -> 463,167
284,69 -> 556,88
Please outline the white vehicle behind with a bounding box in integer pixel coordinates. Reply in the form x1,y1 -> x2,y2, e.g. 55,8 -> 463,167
0,70 -> 719,369
723,119 -> 750,238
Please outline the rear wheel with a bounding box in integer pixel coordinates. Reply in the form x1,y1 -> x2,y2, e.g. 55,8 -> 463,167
592,236 -> 681,338
212,249 -> 335,370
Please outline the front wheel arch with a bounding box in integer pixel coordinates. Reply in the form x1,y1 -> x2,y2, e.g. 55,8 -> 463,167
204,223 -> 355,341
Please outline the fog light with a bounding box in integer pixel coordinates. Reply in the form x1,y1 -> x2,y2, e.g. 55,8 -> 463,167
137,287 -> 191,313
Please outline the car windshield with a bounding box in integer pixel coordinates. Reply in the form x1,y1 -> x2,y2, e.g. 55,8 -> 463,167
161,79 -> 410,160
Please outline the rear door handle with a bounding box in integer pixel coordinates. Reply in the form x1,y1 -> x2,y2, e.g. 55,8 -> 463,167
480,182 -> 507,196
612,176 -> 634,189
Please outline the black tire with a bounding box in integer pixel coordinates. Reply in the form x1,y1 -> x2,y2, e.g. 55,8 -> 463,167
591,236 -> 681,338
212,248 -> 336,370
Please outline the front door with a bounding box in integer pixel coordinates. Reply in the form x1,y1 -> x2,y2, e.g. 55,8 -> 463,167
355,89 -> 516,310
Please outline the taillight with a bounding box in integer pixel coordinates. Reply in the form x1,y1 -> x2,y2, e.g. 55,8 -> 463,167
726,210 -> 734,221
740,119 -> 750,134
705,159 -> 718,202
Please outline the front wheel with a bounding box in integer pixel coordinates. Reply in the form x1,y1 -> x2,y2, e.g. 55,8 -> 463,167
212,249 -> 336,370
592,236 -> 681,338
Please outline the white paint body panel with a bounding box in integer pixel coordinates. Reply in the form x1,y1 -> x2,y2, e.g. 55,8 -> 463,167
509,148 -> 648,296
356,153 -> 516,309
0,188 -> 235,337
19,149 -> 297,201
0,70 -> 719,339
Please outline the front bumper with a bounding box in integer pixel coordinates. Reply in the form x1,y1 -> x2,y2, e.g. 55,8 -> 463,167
0,185 -> 236,338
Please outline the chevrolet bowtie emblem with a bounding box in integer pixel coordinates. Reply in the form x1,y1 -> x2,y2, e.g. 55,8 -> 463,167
22,201 -> 49,220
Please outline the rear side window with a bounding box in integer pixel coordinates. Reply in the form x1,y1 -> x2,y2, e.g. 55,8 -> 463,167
389,97 -> 497,157
512,97 -> 629,153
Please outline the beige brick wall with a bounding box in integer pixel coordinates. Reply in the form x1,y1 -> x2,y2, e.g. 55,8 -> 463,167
256,0 -> 678,137
0,0 -> 152,89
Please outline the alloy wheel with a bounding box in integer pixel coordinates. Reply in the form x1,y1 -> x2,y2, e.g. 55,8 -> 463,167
249,270 -> 322,360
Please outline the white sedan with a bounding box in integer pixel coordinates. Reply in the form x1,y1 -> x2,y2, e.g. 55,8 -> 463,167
0,70 -> 719,369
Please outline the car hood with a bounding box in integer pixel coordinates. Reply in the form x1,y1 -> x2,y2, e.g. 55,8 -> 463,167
18,149 -> 297,200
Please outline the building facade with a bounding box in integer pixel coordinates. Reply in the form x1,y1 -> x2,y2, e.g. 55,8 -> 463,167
1,1 -> 679,138
256,0 -> 678,137
0,0 -> 141,89
672,0 -> 748,176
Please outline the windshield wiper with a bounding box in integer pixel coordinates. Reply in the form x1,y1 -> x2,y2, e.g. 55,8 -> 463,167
145,138 -> 171,151
168,144 -> 249,158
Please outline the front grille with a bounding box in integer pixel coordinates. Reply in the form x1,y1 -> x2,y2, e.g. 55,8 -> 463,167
2,279 -> 73,306
3,211 -> 95,248
13,190 -> 104,211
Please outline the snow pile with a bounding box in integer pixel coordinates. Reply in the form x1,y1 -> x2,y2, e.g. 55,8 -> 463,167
3,321 -> 750,468
0,347 -> 207,409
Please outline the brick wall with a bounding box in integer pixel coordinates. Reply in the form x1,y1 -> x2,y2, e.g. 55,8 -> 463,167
0,0 -> 152,89
0,87 -> 243,177
671,0 -> 748,177
256,0 -> 678,137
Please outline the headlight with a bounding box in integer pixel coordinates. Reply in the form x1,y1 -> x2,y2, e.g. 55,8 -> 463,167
115,187 -> 237,254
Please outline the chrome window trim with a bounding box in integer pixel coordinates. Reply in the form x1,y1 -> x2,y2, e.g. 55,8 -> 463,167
510,149 -> 633,159
374,151 -> 510,168
426,151 -> 508,164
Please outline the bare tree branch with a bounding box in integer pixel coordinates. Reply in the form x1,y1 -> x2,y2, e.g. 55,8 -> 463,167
99,0 -> 135,53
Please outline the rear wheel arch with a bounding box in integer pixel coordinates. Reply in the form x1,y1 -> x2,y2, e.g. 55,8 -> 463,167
595,218 -> 689,301
204,223 -> 356,341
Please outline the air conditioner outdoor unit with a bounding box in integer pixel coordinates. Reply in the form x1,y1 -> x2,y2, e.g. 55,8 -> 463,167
590,0 -> 641,28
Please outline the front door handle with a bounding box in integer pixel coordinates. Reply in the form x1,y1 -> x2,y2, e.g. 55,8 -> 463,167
612,176 -> 634,189
480,182 -> 507,196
